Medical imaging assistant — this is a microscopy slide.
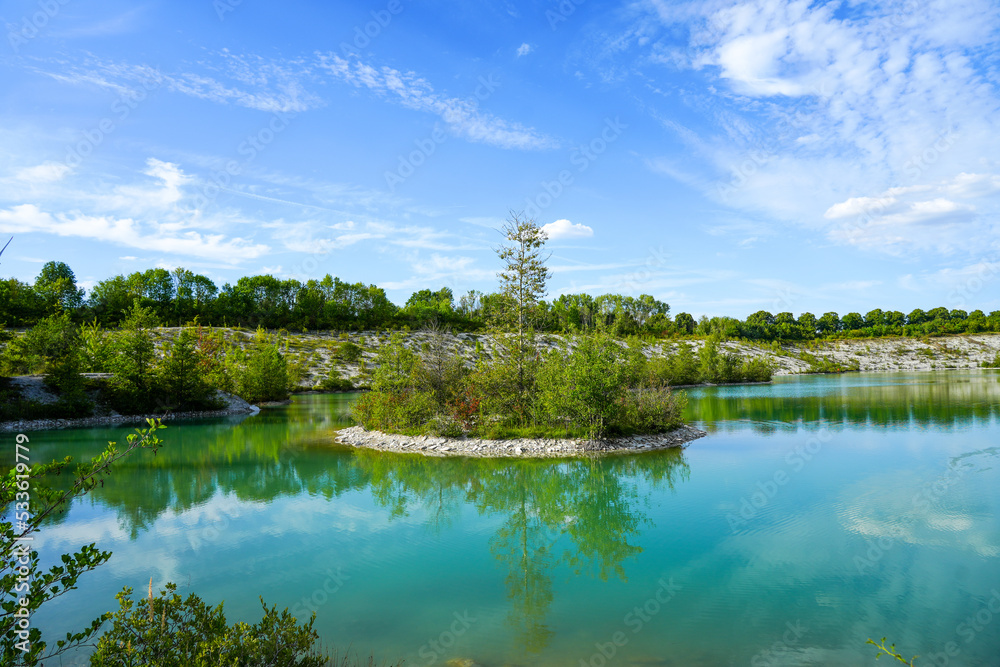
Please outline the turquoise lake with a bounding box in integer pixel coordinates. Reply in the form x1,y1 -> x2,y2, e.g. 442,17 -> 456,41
9,371 -> 1000,666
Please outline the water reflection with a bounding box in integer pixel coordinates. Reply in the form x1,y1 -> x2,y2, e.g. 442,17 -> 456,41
18,394 -> 689,655
349,449 -> 689,652
685,371 -> 1000,433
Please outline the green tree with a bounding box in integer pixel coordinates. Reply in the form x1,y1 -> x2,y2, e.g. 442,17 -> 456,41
817,312 -> 840,335
496,212 -> 551,334
104,304 -> 158,412
842,312 -> 865,331
797,312 -> 817,337
230,328 -> 290,403
0,278 -> 47,326
674,312 -> 695,335
493,211 -> 551,413
158,328 -> 215,409
864,309 -> 885,328
34,261 -> 84,312
906,308 -> 928,326
537,333 -> 631,437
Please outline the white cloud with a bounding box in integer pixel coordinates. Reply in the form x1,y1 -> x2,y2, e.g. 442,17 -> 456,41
541,219 -> 594,240
32,53 -> 321,113
0,204 -> 268,261
16,162 -> 73,183
638,0 -> 1000,256
516,43 -> 533,57
315,53 -> 557,150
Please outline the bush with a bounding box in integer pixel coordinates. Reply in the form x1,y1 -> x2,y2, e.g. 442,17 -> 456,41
90,583 -> 327,667
157,329 -> 219,410
353,330 -> 694,440
741,356 -> 776,382
335,341 -> 363,362
536,334 -> 631,437
103,305 -> 159,413
320,376 -> 355,392
351,389 -> 438,434
228,328 -> 290,403
617,386 -> 687,435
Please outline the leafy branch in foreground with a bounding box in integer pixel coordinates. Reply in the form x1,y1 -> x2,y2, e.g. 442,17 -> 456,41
90,581 -> 327,667
867,637 -> 917,665
1,420 -> 166,665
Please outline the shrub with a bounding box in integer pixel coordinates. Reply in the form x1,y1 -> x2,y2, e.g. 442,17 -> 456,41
351,389 -> 438,434
157,329 -> 219,410
617,386 -> 687,435
741,356 -> 776,382
229,328 -> 289,403
320,376 -> 355,392
90,583 -> 327,667
536,334 -> 631,438
335,341 -> 363,362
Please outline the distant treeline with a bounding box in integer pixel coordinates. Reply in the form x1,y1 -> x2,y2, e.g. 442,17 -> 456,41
2,261 -> 999,340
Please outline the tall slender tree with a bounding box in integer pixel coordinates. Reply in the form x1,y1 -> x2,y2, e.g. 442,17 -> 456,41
496,211 -> 551,338
493,212 -> 551,414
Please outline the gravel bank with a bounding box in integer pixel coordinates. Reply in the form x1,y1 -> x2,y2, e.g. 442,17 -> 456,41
1,382 -> 258,433
334,424 -> 707,458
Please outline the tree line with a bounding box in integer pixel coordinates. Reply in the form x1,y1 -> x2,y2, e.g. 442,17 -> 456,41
3,259 -> 999,340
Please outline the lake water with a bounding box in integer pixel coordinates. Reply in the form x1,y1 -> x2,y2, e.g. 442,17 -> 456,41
10,371 -> 1000,666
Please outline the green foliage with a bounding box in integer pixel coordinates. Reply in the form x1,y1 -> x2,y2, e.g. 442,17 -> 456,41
90,583 -> 327,667
412,326 -> 468,407
867,637 -> 917,665
366,333 -> 417,394
319,376 -> 355,392
34,261 -> 84,311
537,334 -> 632,437
1,422 -> 165,665
695,335 -> 776,384
157,328 -> 217,410
80,319 -> 112,372
103,304 -> 159,413
798,352 -> 861,374
351,389 -> 439,434
228,328 -> 290,403
981,353 -> 1000,368
0,313 -> 92,416
333,340 -> 363,362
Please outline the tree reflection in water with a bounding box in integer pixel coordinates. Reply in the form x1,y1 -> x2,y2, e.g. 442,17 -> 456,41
351,448 -> 690,653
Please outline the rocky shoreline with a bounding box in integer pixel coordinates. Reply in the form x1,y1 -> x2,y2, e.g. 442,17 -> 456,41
333,424 -> 707,458
0,388 -> 258,433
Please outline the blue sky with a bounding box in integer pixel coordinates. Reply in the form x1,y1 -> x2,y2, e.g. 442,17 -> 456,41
1,0 -> 998,318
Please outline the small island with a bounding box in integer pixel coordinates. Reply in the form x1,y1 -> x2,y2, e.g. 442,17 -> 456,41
335,424 -> 707,457
338,214 -> 711,457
